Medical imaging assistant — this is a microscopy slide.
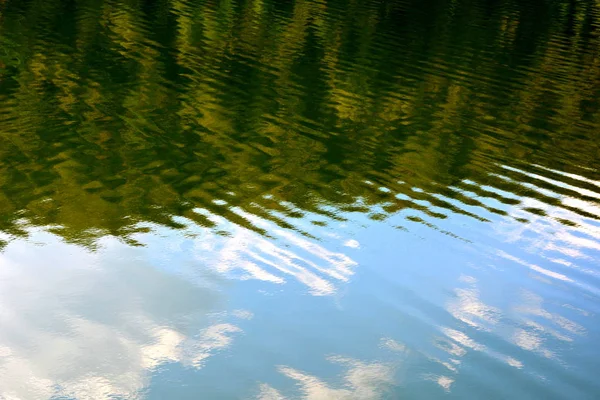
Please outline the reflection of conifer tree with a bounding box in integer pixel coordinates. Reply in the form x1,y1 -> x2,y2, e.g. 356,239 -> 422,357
0,0 -> 598,246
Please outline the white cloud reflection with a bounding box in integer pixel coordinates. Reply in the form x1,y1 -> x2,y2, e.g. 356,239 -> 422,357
0,230 -> 248,400
494,192 -> 600,290
0,206 -> 360,399
510,289 -> 585,359
189,208 -> 358,295
258,356 -> 396,400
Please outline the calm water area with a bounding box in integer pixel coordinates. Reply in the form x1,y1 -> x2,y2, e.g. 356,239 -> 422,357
0,0 -> 600,398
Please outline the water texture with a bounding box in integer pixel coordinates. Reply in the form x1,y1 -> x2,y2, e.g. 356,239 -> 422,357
0,0 -> 599,398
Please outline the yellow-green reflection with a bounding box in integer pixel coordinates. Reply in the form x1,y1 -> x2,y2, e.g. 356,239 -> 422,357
0,0 -> 598,246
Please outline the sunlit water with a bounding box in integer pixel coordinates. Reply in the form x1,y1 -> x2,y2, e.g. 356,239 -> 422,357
1,0 -> 600,398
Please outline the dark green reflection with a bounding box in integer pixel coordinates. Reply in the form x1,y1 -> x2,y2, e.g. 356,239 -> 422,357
0,0 -> 599,246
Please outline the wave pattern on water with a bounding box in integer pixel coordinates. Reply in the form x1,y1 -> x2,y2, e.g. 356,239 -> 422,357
0,0 -> 600,398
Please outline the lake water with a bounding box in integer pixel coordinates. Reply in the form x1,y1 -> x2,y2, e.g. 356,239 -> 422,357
0,0 -> 599,398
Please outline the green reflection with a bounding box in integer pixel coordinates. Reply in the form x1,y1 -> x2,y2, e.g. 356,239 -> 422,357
0,0 -> 598,246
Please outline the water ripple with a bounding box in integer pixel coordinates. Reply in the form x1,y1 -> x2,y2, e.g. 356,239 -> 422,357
1,0 -> 600,397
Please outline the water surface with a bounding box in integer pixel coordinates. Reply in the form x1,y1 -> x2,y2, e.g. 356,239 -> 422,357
0,0 -> 600,398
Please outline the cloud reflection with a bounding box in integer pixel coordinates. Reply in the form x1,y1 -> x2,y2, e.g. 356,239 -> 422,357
258,356 -> 396,400
0,230 -> 248,400
188,208 -> 358,295
511,289 -> 584,359
447,275 -> 500,330
0,208 -> 360,399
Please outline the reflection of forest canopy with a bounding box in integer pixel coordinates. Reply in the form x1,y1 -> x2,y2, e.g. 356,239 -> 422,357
0,0 -> 598,244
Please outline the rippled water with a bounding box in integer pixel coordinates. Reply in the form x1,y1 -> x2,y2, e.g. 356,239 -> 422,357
1,0 -> 600,398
